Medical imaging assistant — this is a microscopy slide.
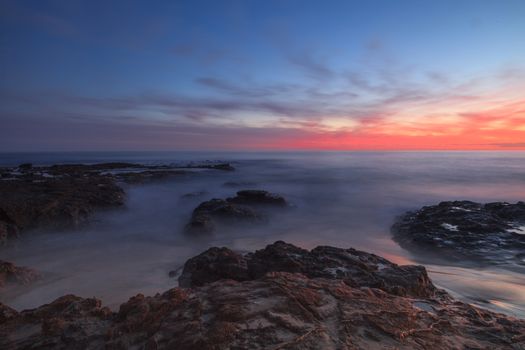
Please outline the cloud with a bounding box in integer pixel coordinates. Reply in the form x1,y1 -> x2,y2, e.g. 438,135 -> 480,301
2,57 -> 525,151
287,51 -> 334,80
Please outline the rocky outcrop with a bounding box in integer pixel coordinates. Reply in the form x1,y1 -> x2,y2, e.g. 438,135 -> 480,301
0,260 -> 40,288
392,201 -> 525,267
0,175 -> 125,243
1,242 -> 524,349
0,162 -> 234,244
185,190 -> 287,234
185,199 -> 263,234
178,241 -> 438,298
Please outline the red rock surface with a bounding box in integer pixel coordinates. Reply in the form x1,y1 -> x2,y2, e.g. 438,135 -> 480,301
1,242 -> 524,349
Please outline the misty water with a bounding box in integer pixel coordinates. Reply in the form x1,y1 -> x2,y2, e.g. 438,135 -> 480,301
1,151 -> 524,318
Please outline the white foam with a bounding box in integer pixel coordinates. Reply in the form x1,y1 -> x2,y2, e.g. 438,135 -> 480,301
451,206 -> 472,212
441,223 -> 459,231
507,226 -> 525,235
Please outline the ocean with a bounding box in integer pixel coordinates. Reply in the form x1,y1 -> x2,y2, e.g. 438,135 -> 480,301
1,151 -> 524,317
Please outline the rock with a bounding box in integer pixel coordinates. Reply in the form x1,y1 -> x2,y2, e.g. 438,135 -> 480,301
114,169 -> 188,184
185,190 -> 288,234
0,161 -> 203,242
179,241 -> 438,298
0,260 -> 40,288
206,163 -> 235,171
0,295 -> 112,349
0,209 -> 20,245
185,199 -> 262,234
18,163 -> 32,171
227,190 -> 287,206
178,247 -> 250,287
183,162 -> 235,171
392,201 -> 525,267
2,242 -> 525,349
0,176 -> 125,236
0,303 -> 18,323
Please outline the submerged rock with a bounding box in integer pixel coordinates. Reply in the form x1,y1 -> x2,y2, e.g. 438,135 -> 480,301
2,241 -> 525,349
185,190 -> 287,234
185,199 -> 263,234
392,200 -> 525,267
0,260 -> 40,288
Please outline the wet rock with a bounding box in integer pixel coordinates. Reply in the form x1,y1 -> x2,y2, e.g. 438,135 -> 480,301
114,169 -> 188,184
179,241 -> 437,298
0,209 -> 19,245
178,247 -> 250,287
18,163 -> 33,171
392,201 -> 525,266
0,295 -> 112,349
186,190 -> 288,234
183,162 -> 235,171
0,260 -> 40,288
204,163 -> 235,171
0,175 -> 125,237
185,199 -> 262,234
0,303 -> 18,323
2,242 -> 525,349
0,161 -> 199,242
227,190 -> 287,206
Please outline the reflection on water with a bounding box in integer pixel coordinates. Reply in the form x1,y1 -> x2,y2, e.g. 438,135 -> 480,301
1,151 -> 524,317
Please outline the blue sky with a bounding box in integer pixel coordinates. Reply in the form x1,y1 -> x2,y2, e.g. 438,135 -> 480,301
1,0 -> 525,151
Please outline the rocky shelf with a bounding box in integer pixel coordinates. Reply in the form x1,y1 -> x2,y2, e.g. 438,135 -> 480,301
1,241 -> 524,349
392,200 -> 525,267
0,162 -> 235,245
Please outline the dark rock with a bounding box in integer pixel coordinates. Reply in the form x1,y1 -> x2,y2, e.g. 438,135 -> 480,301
114,169 -> 188,184
0,260 -> 40,288
0,175 -> 125,237
178,247 -> 250,287
392,200 -> 525,267
185,199 -> 262,234
18,163 -> 32,170
203,163 -> 235,171
185,190 -> 288,234
184,163 -> 235,171
2,242 -> 525,349
179,241 -> 438,298
227,190 -> 287,206
0,303 -> 18,323
0,161 -> 237,244
0,209 -> 20,245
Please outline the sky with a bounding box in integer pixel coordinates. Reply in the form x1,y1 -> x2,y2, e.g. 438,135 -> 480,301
1,0 -> 525,151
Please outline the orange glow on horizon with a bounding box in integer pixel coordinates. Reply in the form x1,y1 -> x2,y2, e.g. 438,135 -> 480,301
251,97 -> 525,151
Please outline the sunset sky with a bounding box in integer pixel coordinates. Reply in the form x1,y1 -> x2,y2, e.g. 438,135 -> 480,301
1,0 -> 525,151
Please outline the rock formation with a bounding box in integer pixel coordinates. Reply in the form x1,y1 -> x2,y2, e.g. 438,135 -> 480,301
185,190 -> 287,234
1,241 -> 524,349
0,260 -> 40,288
392,200 -> 525,267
